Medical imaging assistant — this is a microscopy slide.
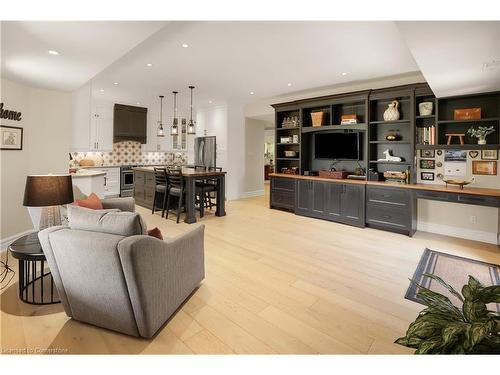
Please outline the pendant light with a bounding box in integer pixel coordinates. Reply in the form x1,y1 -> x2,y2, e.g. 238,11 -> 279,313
157,95 -> 165,137
171,91 -> 179,136
187,85 -> 196,135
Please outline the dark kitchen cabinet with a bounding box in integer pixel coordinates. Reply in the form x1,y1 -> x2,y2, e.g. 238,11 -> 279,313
295,179 -> 365,227
270,176 -> 296,211
114,104 -> 147,143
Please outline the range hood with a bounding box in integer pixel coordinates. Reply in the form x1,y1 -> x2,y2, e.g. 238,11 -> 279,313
113,104 -> 148,144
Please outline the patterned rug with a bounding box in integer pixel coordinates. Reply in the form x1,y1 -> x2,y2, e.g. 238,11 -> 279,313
405,248 -> 500,313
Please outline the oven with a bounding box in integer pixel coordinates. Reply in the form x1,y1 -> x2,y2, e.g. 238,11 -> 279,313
120,166 -> 135,197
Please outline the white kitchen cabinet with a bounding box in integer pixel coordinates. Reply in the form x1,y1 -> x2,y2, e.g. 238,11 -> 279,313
71,172 -> 106,200
70,83 -> 114,152
86,167 -> 120,198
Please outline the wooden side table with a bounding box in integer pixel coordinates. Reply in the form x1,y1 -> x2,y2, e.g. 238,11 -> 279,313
8,232 -> 60,305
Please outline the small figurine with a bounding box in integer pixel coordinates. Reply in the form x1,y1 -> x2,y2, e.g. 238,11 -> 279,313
378,149 -> 403,162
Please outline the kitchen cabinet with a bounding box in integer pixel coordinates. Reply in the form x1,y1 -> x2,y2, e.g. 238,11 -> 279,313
70,83 -> 113,152
113,104 -> 147,143
295,179 -> 365,227
270,176 -> 295,211
85,167 -> 120,198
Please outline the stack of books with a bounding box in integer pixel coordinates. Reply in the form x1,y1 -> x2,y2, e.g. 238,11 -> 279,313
417,125 -> 436,145
340,114 -> 358,125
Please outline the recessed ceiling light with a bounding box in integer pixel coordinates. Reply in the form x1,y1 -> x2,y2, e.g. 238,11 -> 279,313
342,72 -> 347,76
99,89 -> 104,92
48,50 -> 60,55
182,43 -> 189,48
287,83 -> 292,87
113,82 -> 119,85
250,91 -> 254,95
208,100 -> 213,104
146,63 -> 153,67
136,102 -> 140,105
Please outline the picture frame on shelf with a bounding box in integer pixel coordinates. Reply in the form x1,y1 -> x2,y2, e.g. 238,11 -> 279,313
420,149 -> 435,158
444,149 -> 467,162
481,149 -> 498,160
419,159 -> 435,169
472,161 -> 497,175
0,125 -> 23,150
421,172 -> 434,181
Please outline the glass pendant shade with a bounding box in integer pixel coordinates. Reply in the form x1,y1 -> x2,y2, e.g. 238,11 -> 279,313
171,91 -> 179,136
187,85 -> 196,135
157,95 -> 165,137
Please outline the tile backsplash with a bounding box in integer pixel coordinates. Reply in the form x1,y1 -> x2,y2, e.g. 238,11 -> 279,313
70,141 -> 188,167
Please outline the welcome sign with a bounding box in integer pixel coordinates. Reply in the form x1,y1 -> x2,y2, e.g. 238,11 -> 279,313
0,102 -> 22,121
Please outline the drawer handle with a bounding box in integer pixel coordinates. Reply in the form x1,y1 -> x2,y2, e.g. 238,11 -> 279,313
382,215 -> 392,219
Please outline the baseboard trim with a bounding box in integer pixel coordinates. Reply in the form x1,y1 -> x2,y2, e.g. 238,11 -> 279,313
1,229 -> 36,251
417,221 -> 498,245
241,189 -> 265,198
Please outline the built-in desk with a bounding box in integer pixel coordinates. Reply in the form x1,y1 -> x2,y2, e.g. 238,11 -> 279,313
269,173 -> 500,244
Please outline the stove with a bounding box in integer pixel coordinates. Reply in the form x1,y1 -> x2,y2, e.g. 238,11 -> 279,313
120,165 -> 142,197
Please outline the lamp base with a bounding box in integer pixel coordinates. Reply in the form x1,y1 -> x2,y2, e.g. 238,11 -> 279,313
28,206 -> 61,231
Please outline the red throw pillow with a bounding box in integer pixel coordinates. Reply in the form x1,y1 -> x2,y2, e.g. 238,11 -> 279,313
74,193 -> 103,210
147,227 -> 163,240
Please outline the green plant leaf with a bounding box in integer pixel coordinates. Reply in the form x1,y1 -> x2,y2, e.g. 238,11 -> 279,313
464,321 -> 495,351
477,285 -> 500,304
395,336 -> 422,349
423,272 -> 464,302
467,276 -> 484,294
463,300 -> 489,323
441,322 -> 466,347
415,336 -> 443,354
416,287 -> 464,320
406,315 -> 450,341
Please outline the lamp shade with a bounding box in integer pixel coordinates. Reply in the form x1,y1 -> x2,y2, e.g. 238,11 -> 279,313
23,175 -> 74,207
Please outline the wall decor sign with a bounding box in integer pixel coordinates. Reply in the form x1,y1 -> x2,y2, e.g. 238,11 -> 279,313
419,159 -> 435,169
420,149 -> 435,158
481,149 -> 498,160
444,149 -> 467,162
0,103 -> 22,121
0,125 -> 23,150
472,161 -> 497,175
468,151 -> 479,158
421,172 -> 434,181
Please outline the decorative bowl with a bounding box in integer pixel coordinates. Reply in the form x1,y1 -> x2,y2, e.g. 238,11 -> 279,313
442,178 -> 475,190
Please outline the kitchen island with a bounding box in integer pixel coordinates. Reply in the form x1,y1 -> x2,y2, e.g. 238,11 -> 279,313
133,166 -> 226,223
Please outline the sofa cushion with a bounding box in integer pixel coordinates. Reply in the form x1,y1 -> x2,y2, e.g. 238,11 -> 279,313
74,193 -> 103,210
68,205 -> 147,236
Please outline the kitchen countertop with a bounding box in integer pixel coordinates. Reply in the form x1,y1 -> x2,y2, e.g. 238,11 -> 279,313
270,173 -> 500,197
133,166 -> 226,177
70,171 -> 107,178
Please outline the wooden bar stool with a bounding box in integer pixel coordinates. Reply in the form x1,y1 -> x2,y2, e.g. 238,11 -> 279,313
445,133 -> 465,145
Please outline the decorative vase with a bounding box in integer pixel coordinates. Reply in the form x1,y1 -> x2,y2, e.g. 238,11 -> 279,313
383,100 -> 400,121
478,136 -> 487,145
419,102 -> 433,116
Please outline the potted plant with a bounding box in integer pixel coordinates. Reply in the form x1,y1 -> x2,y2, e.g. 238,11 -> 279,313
467,126 -> 496,145
395,273 -> 500,354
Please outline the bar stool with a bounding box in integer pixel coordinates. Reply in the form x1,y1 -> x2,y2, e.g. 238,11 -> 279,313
165,169 -> 185,224
152,167 -> 168,217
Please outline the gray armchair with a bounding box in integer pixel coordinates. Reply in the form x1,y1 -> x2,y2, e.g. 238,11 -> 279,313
38,198 -> 205,338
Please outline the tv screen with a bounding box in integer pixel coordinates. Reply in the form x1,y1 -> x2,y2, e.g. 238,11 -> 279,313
314,132 -> 361,160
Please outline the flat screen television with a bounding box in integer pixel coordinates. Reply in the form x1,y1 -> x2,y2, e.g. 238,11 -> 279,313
314,132 -> 362,160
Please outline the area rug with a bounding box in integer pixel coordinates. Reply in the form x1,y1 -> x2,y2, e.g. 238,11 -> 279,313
405,248 -> 500,313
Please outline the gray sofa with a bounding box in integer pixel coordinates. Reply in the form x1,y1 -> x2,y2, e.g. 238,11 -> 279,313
38,197 -> 205,338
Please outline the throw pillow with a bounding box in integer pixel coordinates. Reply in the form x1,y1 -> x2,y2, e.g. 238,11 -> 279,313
147,227 -> 163,240
74,193 -> 103,210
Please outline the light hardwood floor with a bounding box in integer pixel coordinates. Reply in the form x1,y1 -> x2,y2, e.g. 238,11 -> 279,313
1,188 -> 499,354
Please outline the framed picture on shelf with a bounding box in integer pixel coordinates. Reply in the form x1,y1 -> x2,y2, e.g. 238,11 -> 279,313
421,172 -> 434,181
472,161 -> 497,175
481,149 -> 498,160
420,149 -> 435,158
0,125 -> 23,150
444,149 -> 467,162
419,159 -> 435,169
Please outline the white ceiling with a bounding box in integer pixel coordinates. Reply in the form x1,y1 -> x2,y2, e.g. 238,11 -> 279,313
397,21 -> 500,98
1,21 -> 166,91
88,21 -> 420,111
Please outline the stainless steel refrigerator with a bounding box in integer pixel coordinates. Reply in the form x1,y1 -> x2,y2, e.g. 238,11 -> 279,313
194,136 -> 216,168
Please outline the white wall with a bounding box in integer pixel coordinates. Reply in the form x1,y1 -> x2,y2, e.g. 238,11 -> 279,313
244,118 -> 266,196
1,79 -> 71,241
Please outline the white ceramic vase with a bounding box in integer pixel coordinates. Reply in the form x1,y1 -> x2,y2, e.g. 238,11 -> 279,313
419,102 -> 433,116
478,137 -> 487,145
383,100 -> 400,121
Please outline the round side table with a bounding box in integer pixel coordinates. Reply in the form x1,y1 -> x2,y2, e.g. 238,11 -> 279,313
8,232 -> 60,305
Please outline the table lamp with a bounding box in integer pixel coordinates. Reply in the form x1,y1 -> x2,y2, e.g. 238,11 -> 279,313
23,175 -> 74,230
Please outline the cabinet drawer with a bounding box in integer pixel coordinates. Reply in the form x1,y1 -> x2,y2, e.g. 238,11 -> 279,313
134,171 -> 145,185
144,186 -> 155,203
272,177 -> 295,191
366,203 -> 410,230
415,190 -> 451,202
145,172 -> 155,187
367,186 -> 409,206
271,190 -> 295,209
133,185 -> 145,202
456,194 -> 500,207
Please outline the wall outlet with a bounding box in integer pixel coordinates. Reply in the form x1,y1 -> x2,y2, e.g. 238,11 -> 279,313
469,215 -> 477,225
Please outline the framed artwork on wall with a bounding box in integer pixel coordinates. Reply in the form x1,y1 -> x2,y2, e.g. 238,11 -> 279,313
0,125 -> 23,150
472,161 -> 497,175
421,172 -> 435,181
481,149 -> 498,160
419,159 -> 435,169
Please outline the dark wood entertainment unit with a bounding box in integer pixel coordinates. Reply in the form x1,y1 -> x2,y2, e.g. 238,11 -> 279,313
270,83 -> 500,244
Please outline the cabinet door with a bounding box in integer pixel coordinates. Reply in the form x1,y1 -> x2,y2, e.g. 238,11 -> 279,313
341,184 -> 365,225
114,108 -> 133,136
295,180 -> 311,216
325,183 -> 342,219
95,104 -> 114,151
311,181 -> 326,218
70,82 -> 92,151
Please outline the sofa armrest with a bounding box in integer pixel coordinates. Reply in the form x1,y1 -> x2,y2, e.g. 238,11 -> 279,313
117,224 -> 205,338
102,197 -> 135,212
